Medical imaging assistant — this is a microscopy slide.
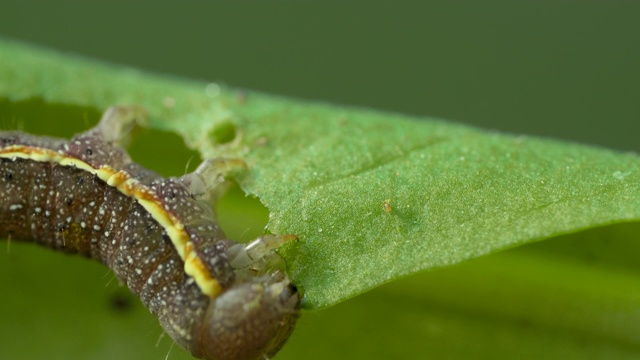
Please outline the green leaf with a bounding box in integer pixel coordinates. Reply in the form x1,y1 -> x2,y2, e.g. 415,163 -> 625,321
1,39 -> 640,359
281,225 -> 640,360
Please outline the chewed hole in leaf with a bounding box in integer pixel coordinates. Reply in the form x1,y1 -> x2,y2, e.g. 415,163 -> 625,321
0,98 -> 203,177
0,97 -> 99,136
215,180 -> 269,242
208,120 -> 237,145
127,126 -> 202,177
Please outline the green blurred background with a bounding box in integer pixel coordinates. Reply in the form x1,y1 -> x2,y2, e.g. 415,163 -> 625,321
0,2 -> 639,360
0,1 -> 637,151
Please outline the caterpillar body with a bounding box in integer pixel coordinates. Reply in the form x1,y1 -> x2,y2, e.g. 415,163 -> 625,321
0,107 -> 299,360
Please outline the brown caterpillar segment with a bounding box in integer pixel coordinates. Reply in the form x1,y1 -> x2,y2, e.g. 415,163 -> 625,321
0,107 -> 299,360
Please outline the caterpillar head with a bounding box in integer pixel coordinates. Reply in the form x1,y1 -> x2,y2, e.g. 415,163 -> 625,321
193,278 -> 299,360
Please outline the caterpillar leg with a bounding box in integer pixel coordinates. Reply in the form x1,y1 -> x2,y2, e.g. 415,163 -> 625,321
227,234 -> 298,270
86,105 -> 148,147
63,106 -> 163,183
182,158 -> 248,201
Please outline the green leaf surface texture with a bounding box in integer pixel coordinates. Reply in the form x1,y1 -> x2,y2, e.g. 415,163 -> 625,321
1,39 -> 640,359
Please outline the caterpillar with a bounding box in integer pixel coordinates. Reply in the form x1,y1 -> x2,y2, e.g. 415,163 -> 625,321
0,107 -> 300,360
